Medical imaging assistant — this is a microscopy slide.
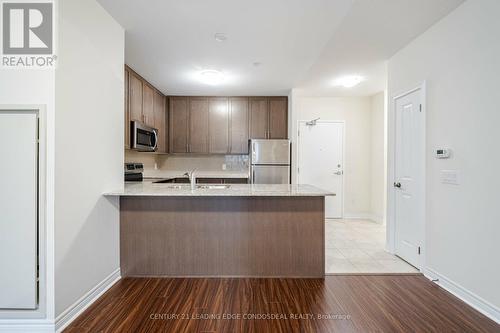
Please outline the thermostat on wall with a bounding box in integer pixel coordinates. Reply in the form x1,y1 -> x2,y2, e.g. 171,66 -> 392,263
436,148 -> 451,159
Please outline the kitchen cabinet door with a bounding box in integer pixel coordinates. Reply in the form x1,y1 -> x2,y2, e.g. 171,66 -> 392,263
268,97 -> 288,139
124,67 -> 130,149
196,178 -> 224,184
229,97 -> 249,154
129,72 -> 143,122
189,97 -> 209,153
249,97 -> 268,139
224,178 -> 249,184
208,97 -> 229,154
142,83 -> 155,127
169,97 -> 189,153
154,91 -> 167,153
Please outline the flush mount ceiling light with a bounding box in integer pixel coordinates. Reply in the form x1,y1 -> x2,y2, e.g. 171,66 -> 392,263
334,75 -> 365,88
198,70 -> 225,85
214,33 -> 227,42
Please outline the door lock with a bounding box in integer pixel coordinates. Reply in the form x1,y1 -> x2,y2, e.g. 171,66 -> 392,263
393,182 -> 402,188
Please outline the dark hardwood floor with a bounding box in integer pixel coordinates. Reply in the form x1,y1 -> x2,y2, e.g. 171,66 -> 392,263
64,275 -> 499,333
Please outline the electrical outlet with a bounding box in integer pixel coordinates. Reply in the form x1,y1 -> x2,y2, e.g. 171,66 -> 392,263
441,170 -> 460,185
222,163 -> 227,171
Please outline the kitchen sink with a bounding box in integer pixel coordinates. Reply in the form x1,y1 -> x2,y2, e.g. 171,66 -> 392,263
153,178 -> 189,184
196,185 -> 231,190
153,179 -> 174,184
164,185 -> 187,189
154,183 -> 230,190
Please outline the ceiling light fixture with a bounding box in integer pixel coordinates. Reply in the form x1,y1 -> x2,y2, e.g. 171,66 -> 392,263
198,69 -> 225,85
334,75 -> 365,88
214,33 -> 227,42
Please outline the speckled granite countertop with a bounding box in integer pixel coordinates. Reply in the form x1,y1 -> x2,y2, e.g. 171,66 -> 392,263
104,181 -> 334,197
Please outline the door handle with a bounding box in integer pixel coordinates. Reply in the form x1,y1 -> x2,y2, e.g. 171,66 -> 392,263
394,182 -> 402,188
334,171 -> 343,175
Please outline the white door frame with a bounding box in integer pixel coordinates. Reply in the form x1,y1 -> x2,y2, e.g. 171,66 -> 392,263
386,82 -> 426,270
297,120 -> 346,218
0,105 -> 49,322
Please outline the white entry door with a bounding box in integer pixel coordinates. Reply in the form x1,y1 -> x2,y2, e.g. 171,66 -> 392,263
298,121 -> 344,218
394,88 -> 424,268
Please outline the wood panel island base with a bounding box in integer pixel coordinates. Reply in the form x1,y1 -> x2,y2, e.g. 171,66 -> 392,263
107,183 -> 333,278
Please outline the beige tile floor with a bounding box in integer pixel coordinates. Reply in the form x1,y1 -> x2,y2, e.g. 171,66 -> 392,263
325,218 -> 419,274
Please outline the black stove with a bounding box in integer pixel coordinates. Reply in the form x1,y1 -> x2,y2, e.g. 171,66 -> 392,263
124,163 -> 143,182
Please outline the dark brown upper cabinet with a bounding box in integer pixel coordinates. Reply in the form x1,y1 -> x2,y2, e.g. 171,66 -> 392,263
129,71 -> 143,123
125,65 -> 169,151
169,97 -> 189,153
249,97 -> 268,139
126,78 -> 288,155
153,91 -> 167,153
188,97 -> 209,153
142,83 -> 155,127
208,97 -> 229,154
229,97 -> 249,154
268,97 -> 288,139
249,97 -> 288,140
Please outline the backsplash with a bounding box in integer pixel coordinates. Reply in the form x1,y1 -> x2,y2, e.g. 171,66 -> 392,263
125,150 -> 249,172
125,150 -> 157,169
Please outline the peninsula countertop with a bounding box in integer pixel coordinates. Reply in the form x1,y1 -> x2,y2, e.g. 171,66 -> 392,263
104,181 -> 334,197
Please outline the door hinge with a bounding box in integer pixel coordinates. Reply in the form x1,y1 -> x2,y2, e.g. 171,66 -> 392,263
297,130 -> 300,137
297,167 -> 300,174
419,104 -> 422,112
418,246 -> 421,255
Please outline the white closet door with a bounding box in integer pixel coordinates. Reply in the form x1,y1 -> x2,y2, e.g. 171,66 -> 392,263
0,111 -> 38,309
394,88 -> 424,269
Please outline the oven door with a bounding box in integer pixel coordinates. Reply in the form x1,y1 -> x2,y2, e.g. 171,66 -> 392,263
132,121 -> 158,151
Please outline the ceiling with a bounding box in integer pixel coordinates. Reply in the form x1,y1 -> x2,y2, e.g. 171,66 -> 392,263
297,0 -> 465,97
97,0 -> 464,97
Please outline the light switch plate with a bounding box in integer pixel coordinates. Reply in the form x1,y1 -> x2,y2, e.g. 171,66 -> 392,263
441,170 -> 460,185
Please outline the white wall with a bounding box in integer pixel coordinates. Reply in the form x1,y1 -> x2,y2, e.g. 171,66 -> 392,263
291,95 -> 375,217
370,92 -> 385,222
388,0 -> 500,316
54,0 -> 124,319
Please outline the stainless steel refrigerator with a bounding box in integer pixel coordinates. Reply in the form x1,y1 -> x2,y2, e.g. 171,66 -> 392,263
250,139 -> 291,184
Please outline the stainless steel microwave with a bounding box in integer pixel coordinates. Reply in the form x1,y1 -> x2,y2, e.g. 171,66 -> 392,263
131,121 -> 158,152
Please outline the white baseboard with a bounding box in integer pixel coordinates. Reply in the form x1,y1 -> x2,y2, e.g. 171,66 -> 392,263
0,320 -> 54,333
55,268 -> 121,332
343,213 -> 384,224
424,267 -> 500,324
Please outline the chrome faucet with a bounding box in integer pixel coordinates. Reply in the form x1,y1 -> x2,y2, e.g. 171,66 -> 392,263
183,169 -> 197,190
